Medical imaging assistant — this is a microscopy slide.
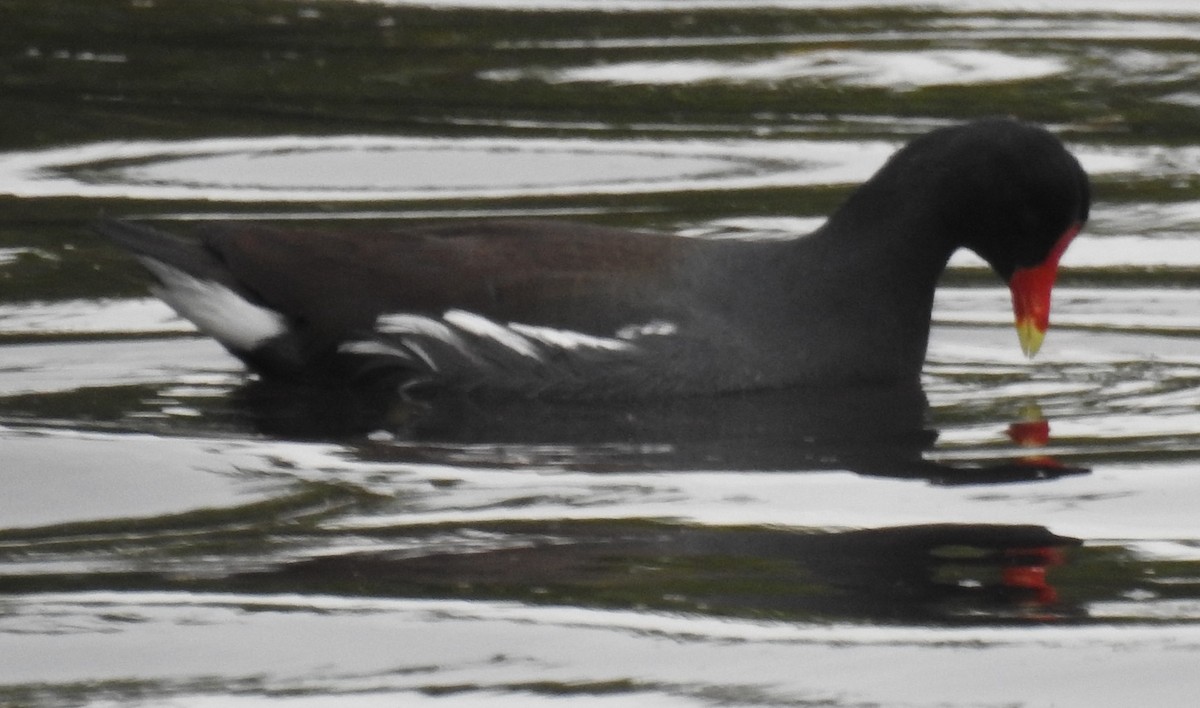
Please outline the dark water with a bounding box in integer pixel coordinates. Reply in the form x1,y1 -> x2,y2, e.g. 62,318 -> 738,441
4,1 -> 1200,706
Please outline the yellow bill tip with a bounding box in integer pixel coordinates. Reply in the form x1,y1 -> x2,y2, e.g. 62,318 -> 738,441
1016,319 -> 1045,358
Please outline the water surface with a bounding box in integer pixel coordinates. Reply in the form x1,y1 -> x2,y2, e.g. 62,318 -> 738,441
3,1 -> 1200,706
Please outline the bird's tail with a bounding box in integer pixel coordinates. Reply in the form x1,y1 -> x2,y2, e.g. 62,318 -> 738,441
95,219 -> 237,287
97,219 -> 292,361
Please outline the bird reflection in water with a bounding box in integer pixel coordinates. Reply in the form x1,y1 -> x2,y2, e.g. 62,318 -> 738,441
233,378 -> 1086,485
225,377 -> 1084,620
251,521 -> 1080,623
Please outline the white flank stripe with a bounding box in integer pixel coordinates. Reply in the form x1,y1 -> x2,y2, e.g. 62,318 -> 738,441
374,310 -> 645,367
375,312 -> 457,339
443,309 -> 543,359
374,312 -> 469,367
508,322 -> 634,352
616,319 -> 679,340
141,259 -> 286,351
402,341 -> 440,371
337,340 -> 407,358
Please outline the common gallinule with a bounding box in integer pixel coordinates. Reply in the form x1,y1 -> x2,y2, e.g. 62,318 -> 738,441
101,118 -> 1089,399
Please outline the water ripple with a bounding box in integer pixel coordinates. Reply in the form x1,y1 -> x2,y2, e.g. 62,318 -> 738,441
0,135 -> 1190,201
487,50 -> 1067,88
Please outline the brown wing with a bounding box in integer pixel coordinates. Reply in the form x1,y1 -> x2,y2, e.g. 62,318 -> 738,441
201,219 -> 690,345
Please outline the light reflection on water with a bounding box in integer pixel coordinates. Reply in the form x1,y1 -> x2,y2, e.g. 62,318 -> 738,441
486,49 -> 1069,87
0,135 -> 891,200
0,133 -> 1189,201
385,0 -> 1200,13
4,592 -> 1200,707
